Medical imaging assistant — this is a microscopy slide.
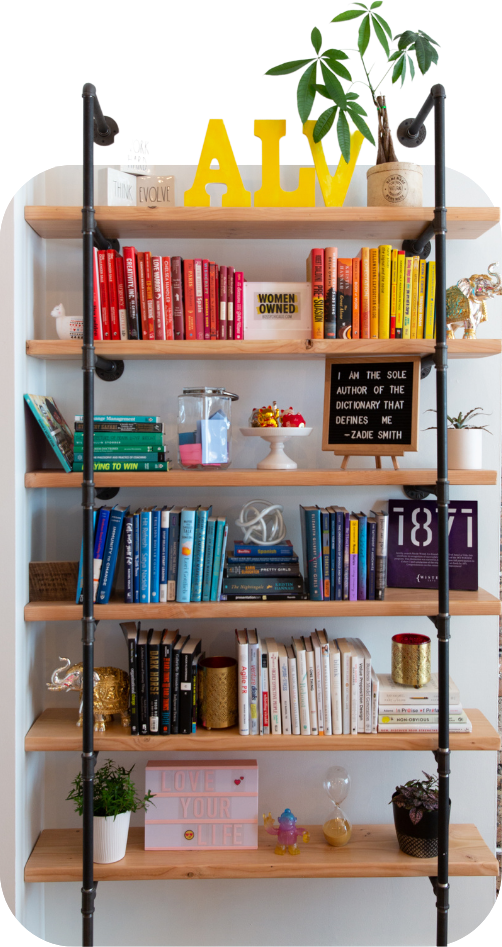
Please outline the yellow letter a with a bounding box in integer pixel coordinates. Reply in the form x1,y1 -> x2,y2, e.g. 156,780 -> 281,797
302,121 -> 363,207
254,120 -> 315,207
184,119 -> 251,207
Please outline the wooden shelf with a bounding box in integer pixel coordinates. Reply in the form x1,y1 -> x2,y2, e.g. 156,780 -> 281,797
24,205 -> 500,241
25,824 -> 498,882
25,708 -> 500,753
25,338 -> 502,361
24,588 -> 501,621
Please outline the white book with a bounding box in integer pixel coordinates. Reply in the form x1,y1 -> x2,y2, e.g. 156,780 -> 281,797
378,703 -> 463,715
378,721 -> 472,733
371,667 -> 379,733
247,629 -> 259,736
310,632 -> 324,734
266,638 -> 281,734
277,643 -> 291,735
336,638 -> 352,735
235,629 -> 249,736
302,636 -> 318,735
286,645 -> 301,735
347,638 -> 364,733
329,640 -> 343,735
292,638 -> 310,735
317,629 -> 332,736
259,638 -> 270,735
377,673 -> 461,706
355,637 -> 372,734
159,507 -> 171,602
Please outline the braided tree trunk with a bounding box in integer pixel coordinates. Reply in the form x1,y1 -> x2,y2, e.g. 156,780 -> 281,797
376,95 -> 398,164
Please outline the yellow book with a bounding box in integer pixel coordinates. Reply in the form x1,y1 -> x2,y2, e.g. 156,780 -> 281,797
378,244 -> 392,339
395,251 -> 405,338
410,256 -> 420,339
417,259 -> 426,339
403,257 -> 414,339
390,249 -> 398,338
424,261 -> 436,339
369,248 -> 379,338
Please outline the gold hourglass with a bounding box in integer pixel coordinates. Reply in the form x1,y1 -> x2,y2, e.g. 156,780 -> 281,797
322,765 -> 352,847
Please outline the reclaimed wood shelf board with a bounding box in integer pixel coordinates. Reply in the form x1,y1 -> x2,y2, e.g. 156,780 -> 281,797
25,708 -> 500,753
25,824 -> 499,883
24,587 -> 501,621
24,206 -> 500,241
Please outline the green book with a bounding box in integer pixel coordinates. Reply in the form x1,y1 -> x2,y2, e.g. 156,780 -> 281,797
74,451 -> 167,460
73,432 -> 165,447
72,461 -> 169,472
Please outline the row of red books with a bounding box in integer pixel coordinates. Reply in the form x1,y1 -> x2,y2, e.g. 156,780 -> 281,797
92,247 -> 245,341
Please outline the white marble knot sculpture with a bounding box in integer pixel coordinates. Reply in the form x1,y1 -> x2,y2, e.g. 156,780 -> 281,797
235,499 -> 286,546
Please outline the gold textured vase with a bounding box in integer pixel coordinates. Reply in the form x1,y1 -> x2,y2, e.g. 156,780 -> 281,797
391,634 -> 431,688
198,657 -> 238,729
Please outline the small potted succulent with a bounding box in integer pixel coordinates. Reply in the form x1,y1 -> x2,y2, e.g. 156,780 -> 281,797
391,772 -> 444,858
425,408 -> 491,469
67,759 -> 155,864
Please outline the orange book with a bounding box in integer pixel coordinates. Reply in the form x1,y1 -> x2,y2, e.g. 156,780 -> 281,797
306,248 -> 324,339
352,258 -> 360,339
324,247 -> 337,339
369,248 -> 379,338
359,248 -> 370,338
337,259 -> 353,339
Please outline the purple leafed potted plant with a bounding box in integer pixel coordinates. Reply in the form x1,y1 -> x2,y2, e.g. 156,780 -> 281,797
391,771 -> 446,858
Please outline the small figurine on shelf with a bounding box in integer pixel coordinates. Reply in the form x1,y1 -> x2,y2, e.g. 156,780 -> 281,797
280,408 -> 306,428
250,402 -> 281,427
263,808 -> 310,856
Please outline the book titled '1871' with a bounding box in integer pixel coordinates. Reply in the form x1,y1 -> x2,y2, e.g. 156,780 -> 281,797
387,499 -> 478,591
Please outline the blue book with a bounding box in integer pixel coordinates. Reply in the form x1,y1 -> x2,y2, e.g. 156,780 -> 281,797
150,508 -> 161,603
303,506 -> 322,600
357,512 -> 367,601
202,517 -> 217,601
93,507 -> 111,603
191,506 -> 212,602
210,518 -> 226,601
332,507 -> 345,601
76,510 -> 97,604
343,511 -> 350,601
133,512 -> 141,603
176,508 -> 197,603
233,541 -> 294,557
328,508 -> 336,601
124,514 -> 134,603
318,507 -> 330,601
367,518 -> 377,601
159,506 -> 172,602
167,506 -> 183,601
140,509 -> 153,603
216,524 -> 229,600
226,554 -> 299,565
25,394 -> 74,472
97,505 -> 129,603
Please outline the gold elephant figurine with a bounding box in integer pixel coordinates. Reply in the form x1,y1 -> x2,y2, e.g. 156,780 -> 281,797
47,657 -> 130,731
446,263 -> 502,339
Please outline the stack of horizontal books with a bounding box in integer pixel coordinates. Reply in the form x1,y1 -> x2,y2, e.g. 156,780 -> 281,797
72,414 -> 169,472
377,674 -> 472,732
222,541 -> 306,601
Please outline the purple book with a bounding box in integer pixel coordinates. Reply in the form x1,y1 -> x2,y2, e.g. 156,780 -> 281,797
387,499 -> 478,591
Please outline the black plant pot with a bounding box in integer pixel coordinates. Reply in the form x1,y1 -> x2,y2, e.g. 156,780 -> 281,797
392,792 -> 450,858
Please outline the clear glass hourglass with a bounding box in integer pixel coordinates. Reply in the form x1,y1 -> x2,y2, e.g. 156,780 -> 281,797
322,766 -> 352,847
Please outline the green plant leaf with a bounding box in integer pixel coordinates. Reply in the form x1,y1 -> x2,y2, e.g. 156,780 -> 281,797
331,9 -> 366,21
358,14 -> 371,55
337,109 -> 351,162
407,54 -> 415,79
321,61 -> 347,107
354,3 -> 368,7
420,31 -> 439,46
372,12 -> 392,38
396,29 -> 417,50
345,91 -> 359,99
371,16 -> 390,55
321,48 -> 349,60
323,57 -> 352,81
388,51 -> 401,61
266,59 -> 315,76
297,62 -> 317,123
313,105 -> 338,143
314,84 -> 331,99
370,1 -> 383,7
414,34 -> 427,73
346,100 -> 367,115
400,51 -> 407,85
392,54 -> 404,83
428,44 -> 439,65
347,107 -> 375,144
311,27 -> 322,54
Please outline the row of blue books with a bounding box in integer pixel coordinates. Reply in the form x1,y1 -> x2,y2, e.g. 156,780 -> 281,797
76,505 -> 129,604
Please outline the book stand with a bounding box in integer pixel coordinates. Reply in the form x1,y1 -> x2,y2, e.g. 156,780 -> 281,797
339,454 -> 401,470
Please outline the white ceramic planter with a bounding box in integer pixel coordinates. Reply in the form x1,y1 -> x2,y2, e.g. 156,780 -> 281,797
447,428 -> 483,469
93,811 -> 131,864
367,162 -> 423,207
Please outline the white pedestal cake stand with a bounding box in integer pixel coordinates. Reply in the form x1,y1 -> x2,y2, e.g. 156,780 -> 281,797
240,427 -> 313,469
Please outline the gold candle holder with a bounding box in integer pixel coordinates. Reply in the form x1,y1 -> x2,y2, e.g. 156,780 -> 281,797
198,656 -> 238,729
391,634 -> 431,688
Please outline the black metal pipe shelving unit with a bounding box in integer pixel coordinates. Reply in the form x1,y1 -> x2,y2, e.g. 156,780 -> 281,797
79,83 -> 450,946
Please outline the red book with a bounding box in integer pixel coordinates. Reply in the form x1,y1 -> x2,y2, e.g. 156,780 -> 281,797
183,260 -> 196,339
137,253 -> 149,340
171,257 -> 184,340
234,272 -> 244,340
209,263 -> 217,340
219,266 -> 228,340
115,256 -> 128,340
162,257 -> 174,340
193,259 -> 204,340
227,267 -> 235,340
106,249 -> 121,340
202,260 -> 210,340
97,250 -> 111,339
143,252 -> 156,340
352,257 -> 361,339
152,256 -> 165,339
92,247 -> 102,340
122,247 -> 140,339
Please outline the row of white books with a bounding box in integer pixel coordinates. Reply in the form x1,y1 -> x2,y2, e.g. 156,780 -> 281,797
377,673 -> 472,732
235,630 -> 378,736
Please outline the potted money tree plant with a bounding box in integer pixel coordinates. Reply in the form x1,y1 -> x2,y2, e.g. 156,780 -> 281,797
425,408 -> 491,470
391,772 -> 444,858
266,1 -> 439,207
67,758 -> 155,864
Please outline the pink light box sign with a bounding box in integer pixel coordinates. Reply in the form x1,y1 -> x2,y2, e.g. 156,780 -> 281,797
145,759 -> 258,850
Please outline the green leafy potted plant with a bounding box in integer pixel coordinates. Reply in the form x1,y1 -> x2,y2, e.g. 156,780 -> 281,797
266,1 -> 439,207
391,772 -> 445,858
67,759 -> 155,864
425,408 -> 491,469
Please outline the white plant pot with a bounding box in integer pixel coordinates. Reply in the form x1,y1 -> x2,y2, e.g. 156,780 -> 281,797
93,811 -> 131,864
367,162 -> 423,207
447,428 -> 483,469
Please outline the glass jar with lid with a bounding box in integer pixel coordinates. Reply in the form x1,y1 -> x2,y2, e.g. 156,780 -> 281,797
177,387 -> 239,469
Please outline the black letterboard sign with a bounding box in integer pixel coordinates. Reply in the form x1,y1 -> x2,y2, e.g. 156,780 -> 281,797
322,356 -> 420,456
